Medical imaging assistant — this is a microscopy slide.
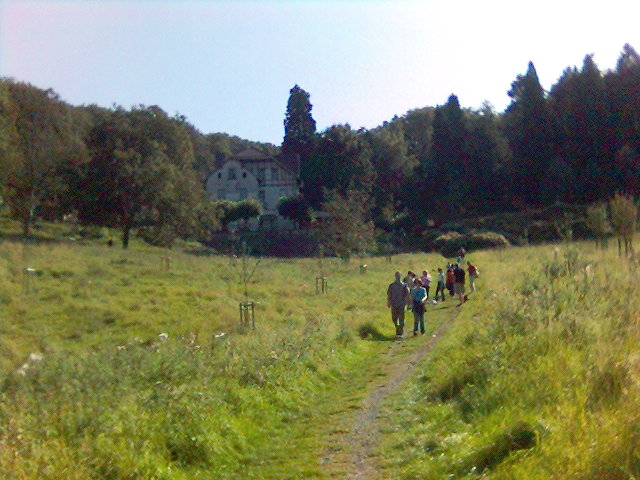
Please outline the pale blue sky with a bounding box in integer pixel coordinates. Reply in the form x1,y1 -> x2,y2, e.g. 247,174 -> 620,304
1,0 -> 639,144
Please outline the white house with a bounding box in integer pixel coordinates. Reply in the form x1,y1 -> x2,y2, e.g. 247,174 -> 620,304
205,148 -> 301,229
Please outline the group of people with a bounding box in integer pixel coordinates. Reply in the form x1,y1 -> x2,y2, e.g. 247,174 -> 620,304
386,252 -> 479,339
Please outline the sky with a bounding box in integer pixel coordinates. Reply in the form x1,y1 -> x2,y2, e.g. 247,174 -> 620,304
1,0 -> 639,144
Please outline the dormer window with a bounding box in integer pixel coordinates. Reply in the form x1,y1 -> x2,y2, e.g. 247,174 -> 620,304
228,168 -> 237,180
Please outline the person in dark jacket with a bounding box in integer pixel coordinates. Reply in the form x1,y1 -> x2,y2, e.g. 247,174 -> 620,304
387,271 -> 410,338
453,264 -> 466,306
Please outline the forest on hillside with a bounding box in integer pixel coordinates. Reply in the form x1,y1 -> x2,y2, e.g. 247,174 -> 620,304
0,44 -> 639,252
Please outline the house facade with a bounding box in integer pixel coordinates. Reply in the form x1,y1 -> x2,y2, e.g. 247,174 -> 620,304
205,148 -> 300,229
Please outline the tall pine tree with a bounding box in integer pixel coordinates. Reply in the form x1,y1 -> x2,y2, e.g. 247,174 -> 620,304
282,84 -> 316,163
504,62 -> 553,206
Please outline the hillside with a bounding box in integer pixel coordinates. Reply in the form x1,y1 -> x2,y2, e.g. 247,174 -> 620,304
1,218 -> 639,479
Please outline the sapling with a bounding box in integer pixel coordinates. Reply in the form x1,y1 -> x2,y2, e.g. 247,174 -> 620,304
230,241 -> 261,329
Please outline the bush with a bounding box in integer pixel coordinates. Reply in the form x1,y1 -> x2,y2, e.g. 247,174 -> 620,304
432,231 -> 509,258
463,232 -> 510,251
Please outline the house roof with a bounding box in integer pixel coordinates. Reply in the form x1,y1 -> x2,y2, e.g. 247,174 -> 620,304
228,147 -> 299,178
232,148 -> 272,161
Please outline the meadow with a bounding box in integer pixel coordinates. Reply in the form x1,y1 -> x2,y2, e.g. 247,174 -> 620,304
0,218 -> 450,479
1,216 -> 639,479
376,241 -> 640,479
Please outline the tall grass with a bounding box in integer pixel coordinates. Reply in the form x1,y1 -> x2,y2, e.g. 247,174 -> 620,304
377,239 -> 640,479
0,220 -> 451,479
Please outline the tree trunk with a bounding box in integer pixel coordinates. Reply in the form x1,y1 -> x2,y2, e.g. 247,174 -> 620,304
122,226 -> 130,249
22,217 -> 30,236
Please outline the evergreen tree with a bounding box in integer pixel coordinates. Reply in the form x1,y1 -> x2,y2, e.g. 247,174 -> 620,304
427,94 -> 469,218
504,62 -> 553,206
549,56 -> 612,202
282,84 -> 317,163
465,104 -> 513,213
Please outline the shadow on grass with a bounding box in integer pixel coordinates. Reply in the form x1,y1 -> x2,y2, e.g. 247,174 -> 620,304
0,232 -> 71,246
357,322 -> 395,341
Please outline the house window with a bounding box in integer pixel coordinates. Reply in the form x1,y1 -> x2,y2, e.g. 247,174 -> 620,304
217,189 -> 226,199
242,172 -> 247,178
217,172 -> 222,179
257,168 -> 266,182
258,190 -> 266,208
271,168 -> 279,181
228,168 -> 236,180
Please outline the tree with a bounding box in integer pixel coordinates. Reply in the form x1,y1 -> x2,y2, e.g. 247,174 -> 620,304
282,84 -> 317,161
549,56 -> 612,202
278,195 -> 313,228
465,103 -> 513,214
322,188 -> 376,260
213,199 -> 263,231
0,81 -> 20,200
609,193 -> 637,256
416,94 -> 469,220
504,62 -> 553,206
365,121 -> 416,228
614,145 -> 640,196
3,81 -> 87,234
400,107 -> 435,165
585,203 -> 612,249
303,124 -> 375,208
78,106 -> 202,248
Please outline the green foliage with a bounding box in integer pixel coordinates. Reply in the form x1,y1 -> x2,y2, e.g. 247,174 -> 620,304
609,193 -> 637,239
277,195 -> 313,227
213,198 -> 263,231
303,124 -> 375,208
504,61 -> 554,206
282,84 -> 316,161
77,106 -> 206,248
433,231 -> 509,257
2,80 -> 87,234
321,188 -> 376,260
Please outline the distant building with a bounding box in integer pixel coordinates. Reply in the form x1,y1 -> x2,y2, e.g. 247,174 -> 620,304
205,148 -> 301,230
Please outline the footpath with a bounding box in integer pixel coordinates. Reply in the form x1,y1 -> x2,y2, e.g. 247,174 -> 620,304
318,304 -> 460,479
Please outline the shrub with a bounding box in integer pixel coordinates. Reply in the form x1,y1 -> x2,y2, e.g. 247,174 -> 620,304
463,232 -> 510,252
433,231 -> 509,258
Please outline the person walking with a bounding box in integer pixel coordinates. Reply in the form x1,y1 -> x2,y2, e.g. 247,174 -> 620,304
453,264 -> 466,306
456,247 -> 466,266
387,271 -> 410,338
435,267 -> 446,301
446,264 -> 456,297
420,270 -> 432,298
412,278 -> 427,335
467,261 -> 479,293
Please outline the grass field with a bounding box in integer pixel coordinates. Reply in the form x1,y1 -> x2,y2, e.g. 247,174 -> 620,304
1,216 -> 639,479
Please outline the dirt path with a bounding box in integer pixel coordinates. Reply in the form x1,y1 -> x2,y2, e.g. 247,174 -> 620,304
322,307 -> 459,479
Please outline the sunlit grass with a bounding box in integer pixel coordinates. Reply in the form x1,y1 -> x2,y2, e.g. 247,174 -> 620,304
0,217 -> 452,479
377,239 -> 640,479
